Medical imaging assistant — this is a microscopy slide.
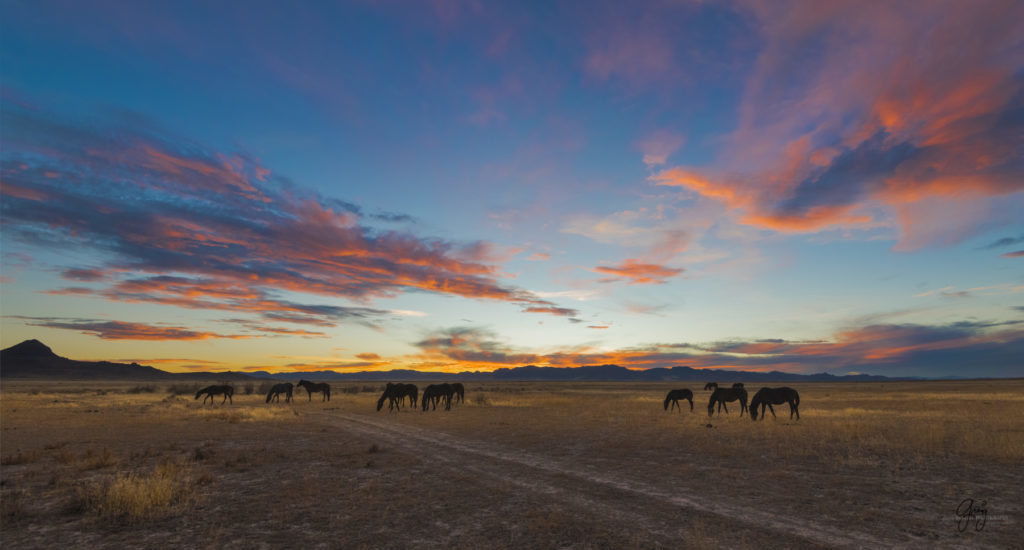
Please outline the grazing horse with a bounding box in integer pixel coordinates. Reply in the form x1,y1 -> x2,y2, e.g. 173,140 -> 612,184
377,383 -> 419,411
297,380 -> 331,402
705,382 -> 745,412
750,387 -> 800,420
664,389 -> 694,412
195,385 -> 234,405
707,387 -> 747,417
265,382 -> 294,404
451,382 -> 465,405
422,383 -> 454,411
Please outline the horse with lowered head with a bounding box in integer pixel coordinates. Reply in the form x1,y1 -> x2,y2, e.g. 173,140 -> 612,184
750,387 -> 800,420
196,385 -> 234,405
451,382 -> 465,404
297,380 -> 331,402
422,383 -> 454,411
265,382 -> 294,404
707,386 -> 747,417
705,382 -> 745,413
663,389 -> 693,412
377,383 -> 419,411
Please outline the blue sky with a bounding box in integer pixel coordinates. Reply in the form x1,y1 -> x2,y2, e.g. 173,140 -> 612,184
2,0 -> 1022,377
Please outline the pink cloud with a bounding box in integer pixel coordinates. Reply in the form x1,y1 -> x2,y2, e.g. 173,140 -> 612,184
655,1 -> 1024,247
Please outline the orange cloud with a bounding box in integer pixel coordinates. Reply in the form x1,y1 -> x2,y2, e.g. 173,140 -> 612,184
26,318 -> 249,341
594,259 -> 684,285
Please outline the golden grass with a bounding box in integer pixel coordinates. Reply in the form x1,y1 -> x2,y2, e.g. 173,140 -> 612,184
1,378 -> 1021,547
75,459 -> 195,523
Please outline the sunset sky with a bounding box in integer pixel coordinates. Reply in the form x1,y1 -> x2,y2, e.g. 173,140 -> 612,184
2,1 -> 1022,378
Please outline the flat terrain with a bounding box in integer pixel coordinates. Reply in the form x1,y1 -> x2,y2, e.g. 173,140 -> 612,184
1,380 -> 1022,549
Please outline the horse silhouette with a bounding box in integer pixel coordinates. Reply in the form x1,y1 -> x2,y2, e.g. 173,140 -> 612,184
422,383 -> 454,411
265,382 -> 293,404
451,382 -> 465,404
377,383 -> 419,411
663,389 -> 693,412
297,380 -> 331,402
704,382 -> 745,412
707,386 -> 747,417
195,385 -> 233,405
749,387 -> 800,420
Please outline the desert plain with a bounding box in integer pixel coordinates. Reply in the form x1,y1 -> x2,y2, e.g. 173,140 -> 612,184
1,379 -> 1022,549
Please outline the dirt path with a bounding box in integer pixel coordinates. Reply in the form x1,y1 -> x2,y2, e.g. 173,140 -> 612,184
308,410 -> 913,549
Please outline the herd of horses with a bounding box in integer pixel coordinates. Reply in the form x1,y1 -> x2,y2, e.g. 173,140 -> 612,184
376,382 -> 465,412
663,382 -> 801,420
195,380 -> 798,420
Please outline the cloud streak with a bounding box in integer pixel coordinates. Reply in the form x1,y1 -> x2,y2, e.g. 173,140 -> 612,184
0,104 -> 579,329
652,1 -> 1024,248
17,317 -> 248,341
410,321 -> 1024,378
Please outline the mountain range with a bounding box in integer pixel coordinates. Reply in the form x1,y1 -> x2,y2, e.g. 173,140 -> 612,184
1,339 -> 915,382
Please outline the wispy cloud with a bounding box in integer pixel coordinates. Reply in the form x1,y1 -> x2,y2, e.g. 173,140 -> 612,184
1,104 -> 579,328
594,259 -> 684,285
652,1 -> 1024,248
409,320 -> 1024,378
18,317 -> 248,341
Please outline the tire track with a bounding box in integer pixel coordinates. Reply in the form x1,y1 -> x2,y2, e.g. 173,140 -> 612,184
308,411 -> 907,549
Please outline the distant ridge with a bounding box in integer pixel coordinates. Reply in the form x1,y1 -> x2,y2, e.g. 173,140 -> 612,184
0,339 -> 253,380
246,363 -> 913,382
2,339 -> 921,382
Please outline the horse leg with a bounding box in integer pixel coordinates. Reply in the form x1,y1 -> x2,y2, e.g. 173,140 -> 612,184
768,403 -> 776,418
687,397 -> 693,412
792,401 -> 799,420
721,402 -> 729,414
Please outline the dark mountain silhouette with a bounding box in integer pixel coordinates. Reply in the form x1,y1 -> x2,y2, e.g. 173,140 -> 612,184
0,339 -> 254,380
2,339 -> 932,382
246,363 -> 912,382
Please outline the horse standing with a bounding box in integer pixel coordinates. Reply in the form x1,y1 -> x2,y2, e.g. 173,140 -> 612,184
707,387 -> 747,417
663,389 -> 694,412
705,382 -> 745,413
265,382 -> 294,404
451,382 -> 465,404
749,387 -> 800,420
297,380 -> 331,402
195,385 -> 234,405
422,383 -> 454,411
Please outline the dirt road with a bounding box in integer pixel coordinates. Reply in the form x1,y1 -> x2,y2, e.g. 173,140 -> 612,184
309,410 -> 905,549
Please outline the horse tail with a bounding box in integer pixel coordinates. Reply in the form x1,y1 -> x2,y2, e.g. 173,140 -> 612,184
664,393 -> 671,410
793,390 -> 800,407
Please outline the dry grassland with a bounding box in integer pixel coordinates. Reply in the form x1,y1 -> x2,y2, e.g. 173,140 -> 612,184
1,379 -> 1022,549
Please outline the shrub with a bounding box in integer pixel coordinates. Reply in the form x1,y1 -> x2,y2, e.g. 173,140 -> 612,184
75,460 -> 193,523
126,385 -> 156,394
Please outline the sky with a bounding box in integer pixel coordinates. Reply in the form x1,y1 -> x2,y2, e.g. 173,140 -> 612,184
1,0 -> 1022,378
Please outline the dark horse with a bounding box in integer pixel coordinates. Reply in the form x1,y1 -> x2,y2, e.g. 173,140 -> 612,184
750,387 -> 800,420
422,383 -> 454,411
705,382 -> 745,413
707,387 -> 747,417
663,389 -> 694,412
297,380 -> 331,402
451,382 -> 465,405
265,382 -> 294,404
195,385 -> 234,405
377,383 -> 419,411
704,382 -> 744,391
